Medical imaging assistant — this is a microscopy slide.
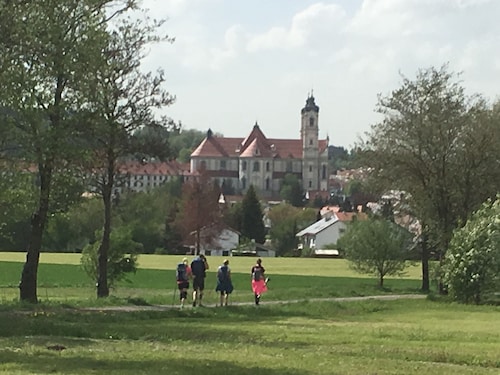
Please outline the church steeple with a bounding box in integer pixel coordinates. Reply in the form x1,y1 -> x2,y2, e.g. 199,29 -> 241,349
301,93 -> 319,114
300,93 -> 320,191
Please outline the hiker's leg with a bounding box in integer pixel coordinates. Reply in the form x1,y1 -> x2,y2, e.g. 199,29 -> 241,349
224,292 -> 229,306
219,292 -> 224,306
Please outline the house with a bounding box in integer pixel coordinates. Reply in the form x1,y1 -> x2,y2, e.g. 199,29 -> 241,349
189,94 -> 329,197
232,239 -> 276,258
192,226 -> 240,257
113,160 -> 189,194
296,211 -> 367,250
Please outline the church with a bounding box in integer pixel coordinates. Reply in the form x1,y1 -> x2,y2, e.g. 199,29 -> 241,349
190,95 -> 329,198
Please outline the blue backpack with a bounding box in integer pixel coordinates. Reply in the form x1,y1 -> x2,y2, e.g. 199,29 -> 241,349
176,263 -> 188,282
218,265 -> 229,282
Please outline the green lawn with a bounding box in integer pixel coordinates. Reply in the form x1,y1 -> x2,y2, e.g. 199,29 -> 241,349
1,253 -> 497,374
0,299 -> 498,374
1,254 -> 423,306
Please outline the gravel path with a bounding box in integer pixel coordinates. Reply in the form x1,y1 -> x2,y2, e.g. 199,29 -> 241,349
78,294 -> 426,312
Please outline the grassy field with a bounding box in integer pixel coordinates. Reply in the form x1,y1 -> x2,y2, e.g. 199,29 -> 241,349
1,252 -> 498,374
0,253 -> 424,305
0,299 -> 498,374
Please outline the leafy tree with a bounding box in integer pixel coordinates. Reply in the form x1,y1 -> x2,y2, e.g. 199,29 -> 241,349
223,201 -> 243,233
444,197 -> 500,304
0,0 -> 132,302
0,170 -> 36,251
241,185 -> 265,244
280,174 -> 303,207
268,203 -> 317,256
43,197 -> 103,252
361,65 -> 500,292
81,227 -> 141,289
337,218 -> 413,287
168,128 -> 206,163
175,170 -> 221,254
85,11 -> 175,297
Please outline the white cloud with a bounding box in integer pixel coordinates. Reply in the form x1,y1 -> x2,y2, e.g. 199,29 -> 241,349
247,3 -> 347,52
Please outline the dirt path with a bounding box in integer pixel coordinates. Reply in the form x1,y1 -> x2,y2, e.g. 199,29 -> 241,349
78,294 -> 426,312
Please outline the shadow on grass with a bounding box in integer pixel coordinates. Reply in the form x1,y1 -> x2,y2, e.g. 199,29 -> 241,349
0,350 -> 310,375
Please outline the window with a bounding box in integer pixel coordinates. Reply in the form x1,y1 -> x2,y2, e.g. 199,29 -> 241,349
200,160 -> 207,170
266,162 -> 270,171
242,161 -> 247,170
322,165 -> 327,179
286,161 -> 293,172
253,161 -> 260,172
309,139 -> 313,145
309,165 -> 313,172
242,176 -> 246,189
265,177 -> 270,190
309,180 -> 312,188
309,117 -> 314,127
220,160 -> 226,170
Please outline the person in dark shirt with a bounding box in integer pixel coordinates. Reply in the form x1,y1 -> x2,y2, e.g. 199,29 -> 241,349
191,254 -> 209,307
251,258 -> 267,305
215,259 -> 233,306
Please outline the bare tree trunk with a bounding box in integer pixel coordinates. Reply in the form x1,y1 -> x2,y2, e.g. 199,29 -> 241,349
421,232 -> 430,292
19,165 -> 52,303
97,165 -> 113,298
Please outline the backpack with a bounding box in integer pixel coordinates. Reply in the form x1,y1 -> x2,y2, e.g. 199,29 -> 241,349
191,257 -> 205,277
218,265 -> 229,282
176,263 -> 188,282
252,266 -> 263,281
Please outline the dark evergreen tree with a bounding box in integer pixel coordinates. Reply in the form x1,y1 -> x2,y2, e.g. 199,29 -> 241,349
241,185 -> 266,244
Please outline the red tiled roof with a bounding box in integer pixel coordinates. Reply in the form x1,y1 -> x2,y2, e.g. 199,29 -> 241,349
335,212 -> 368,222
191,124 -> 328,160
118,160 -> 187,176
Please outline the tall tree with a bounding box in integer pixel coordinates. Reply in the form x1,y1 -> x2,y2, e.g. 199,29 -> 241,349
361,65 -> 500,292
0,0 -> 132,302
175,171 -> 221,255
241,185 -> 266,244
280,174 -> 303,207
268,203 -> 317,256
85,12 -> 175,297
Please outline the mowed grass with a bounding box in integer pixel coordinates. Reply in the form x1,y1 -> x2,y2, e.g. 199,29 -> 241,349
0,253 -> 423,306
2,253 -> 498,374
0,299 -> 498,374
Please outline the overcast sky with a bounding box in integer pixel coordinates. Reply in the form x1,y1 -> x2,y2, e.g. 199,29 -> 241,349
139,0 -> 500,148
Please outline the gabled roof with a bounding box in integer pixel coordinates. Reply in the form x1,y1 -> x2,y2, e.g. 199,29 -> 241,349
190,124 -> 328,159
296,216 -> 339,237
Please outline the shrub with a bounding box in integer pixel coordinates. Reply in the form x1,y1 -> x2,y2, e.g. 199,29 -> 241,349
444,197 -> 500,304
81,227 -> 142,288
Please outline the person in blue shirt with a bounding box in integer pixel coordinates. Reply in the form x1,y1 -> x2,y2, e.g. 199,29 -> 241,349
215,259 -> 233,306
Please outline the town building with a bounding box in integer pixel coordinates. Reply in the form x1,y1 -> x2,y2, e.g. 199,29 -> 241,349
189,95 -> 330,197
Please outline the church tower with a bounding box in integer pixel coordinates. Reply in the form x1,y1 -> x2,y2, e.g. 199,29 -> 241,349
301,94 -> 320,191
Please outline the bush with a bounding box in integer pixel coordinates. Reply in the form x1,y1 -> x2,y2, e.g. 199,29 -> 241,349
81,227 -> 142,288
444,197 -> 500,304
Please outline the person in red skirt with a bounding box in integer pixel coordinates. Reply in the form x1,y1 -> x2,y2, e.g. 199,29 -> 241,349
251,258 -> 267,305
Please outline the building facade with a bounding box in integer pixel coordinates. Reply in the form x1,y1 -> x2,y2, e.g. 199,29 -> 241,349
190,95 -> 329,197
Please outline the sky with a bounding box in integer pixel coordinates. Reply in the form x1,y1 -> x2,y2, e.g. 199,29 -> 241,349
139,0 -> 500,149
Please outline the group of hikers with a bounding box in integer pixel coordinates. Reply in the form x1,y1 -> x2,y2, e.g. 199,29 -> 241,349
175,255 -> 268,307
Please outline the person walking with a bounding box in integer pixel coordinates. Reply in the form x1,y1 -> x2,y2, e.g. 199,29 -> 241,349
176,257 -> 192,308
191,254 -> 209,307
215,259 -> 233,306
251,258 -> 267,305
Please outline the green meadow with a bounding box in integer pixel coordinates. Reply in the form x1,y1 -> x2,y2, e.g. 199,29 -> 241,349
0,253 -> 499,374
